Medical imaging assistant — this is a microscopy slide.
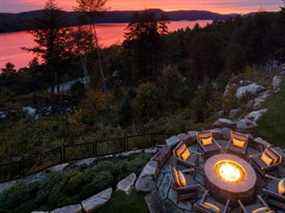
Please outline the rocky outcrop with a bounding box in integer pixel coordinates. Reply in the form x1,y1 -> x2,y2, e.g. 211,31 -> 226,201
245,109 -> 268,123
213,118 -> 236,128
117,173 -> 137,195
253,90 -> 271,109
236,118 -> 256,130
81,188 -> 113,212
236,83 -> 265,99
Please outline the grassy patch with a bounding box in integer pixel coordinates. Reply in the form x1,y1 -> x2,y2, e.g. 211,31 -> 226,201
257,82 -> 285,147
98,191 -> 148,213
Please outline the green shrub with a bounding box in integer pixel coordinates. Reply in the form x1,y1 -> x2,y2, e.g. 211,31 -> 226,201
0,181 -> 41,212
257,82 -> 285,147
0,154 -> 151,212
79,171 -> 113,199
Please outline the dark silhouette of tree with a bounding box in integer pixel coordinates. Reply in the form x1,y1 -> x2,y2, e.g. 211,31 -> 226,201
25,0 -> 72,93
1,63 -> 16,75
123,10 -> 169,82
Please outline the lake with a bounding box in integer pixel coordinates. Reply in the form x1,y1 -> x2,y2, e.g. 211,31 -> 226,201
0,20 -> 211,69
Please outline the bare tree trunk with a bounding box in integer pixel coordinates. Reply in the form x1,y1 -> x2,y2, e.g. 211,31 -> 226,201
80,55 -> 90,87
92,24 -> 105,82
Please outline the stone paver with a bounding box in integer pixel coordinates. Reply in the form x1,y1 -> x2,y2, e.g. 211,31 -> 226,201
51,204 -> 82,213
48,163 -> 69,173
81,188 -> 112,212
145,191 -> 166,213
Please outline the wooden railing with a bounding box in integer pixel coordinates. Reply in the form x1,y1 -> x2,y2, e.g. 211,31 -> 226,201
0,132 -> 175,183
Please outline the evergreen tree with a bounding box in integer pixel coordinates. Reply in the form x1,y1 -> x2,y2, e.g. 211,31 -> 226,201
26,0 -> 72,93
123,10 -> 169,82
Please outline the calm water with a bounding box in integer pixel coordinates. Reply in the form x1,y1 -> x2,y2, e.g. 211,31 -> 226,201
0,20 -> 211,69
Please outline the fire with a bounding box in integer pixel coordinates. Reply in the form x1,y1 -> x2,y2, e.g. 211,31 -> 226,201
215,160 -> 244,182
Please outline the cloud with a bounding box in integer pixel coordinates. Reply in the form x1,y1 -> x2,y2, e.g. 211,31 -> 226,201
0,0 -> 282,13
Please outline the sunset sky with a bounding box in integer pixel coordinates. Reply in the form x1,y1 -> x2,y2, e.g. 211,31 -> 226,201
0,0 -> 283,14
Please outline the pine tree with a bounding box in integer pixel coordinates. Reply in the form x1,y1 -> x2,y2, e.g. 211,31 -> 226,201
123,10 -> 168,82
26,0 -> 72,93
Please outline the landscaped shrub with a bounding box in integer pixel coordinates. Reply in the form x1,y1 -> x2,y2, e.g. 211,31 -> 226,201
0,181 -> 41,212
0,154 -> 151,212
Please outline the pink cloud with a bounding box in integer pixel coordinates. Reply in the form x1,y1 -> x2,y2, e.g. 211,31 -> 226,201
0,0 -> 282,14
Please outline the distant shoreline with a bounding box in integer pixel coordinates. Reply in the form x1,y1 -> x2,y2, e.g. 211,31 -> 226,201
0,9 -> 238,34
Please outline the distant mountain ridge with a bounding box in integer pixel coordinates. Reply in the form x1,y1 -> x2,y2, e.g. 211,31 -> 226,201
0,9 -> 238,33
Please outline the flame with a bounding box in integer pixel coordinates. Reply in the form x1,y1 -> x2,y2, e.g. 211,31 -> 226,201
216,160 -> 244,182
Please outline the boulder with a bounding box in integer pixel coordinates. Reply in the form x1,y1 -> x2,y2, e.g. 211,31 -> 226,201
213,118 -> 236,128
254,137 -> 271,148
144,147 -> 158,154
165,136 -> 178,147
245,109 -> 268,123
236,83 -> 265,99
75,158 -> 96,167
237,118 -> 256,130
51,204 -> 82,213
0,111 -> 7,120
272,75 -> 282,92
135,160 -> 158,192
81,188 -> 112,212
121,149 -> 143,157
140,160 -> 158,177
117,173 -> 137,195
48,163 -> 69,173
31,211 -> 49,213
210,128 -> 231,140
253,91 -> 271,109
22,106 -> 38,119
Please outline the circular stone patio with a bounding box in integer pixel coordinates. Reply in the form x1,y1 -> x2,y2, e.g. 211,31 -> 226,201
155,132 -> 285,213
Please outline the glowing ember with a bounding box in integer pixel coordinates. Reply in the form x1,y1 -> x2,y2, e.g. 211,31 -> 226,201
215,160 -> 244,182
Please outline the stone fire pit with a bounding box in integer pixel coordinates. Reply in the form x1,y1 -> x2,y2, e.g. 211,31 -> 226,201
153,129 -> 285,212
204,153 -> 257,203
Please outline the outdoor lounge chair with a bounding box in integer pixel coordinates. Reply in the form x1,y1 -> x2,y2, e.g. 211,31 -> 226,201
262,175 -> 285,210
173,141 -> 198,168
194,190 -> 231,213
227,131 -> 249,155
238,195 -> 274,213
171,167 -> 200,202
197,131 -> 221,157
251,147 -> 283,175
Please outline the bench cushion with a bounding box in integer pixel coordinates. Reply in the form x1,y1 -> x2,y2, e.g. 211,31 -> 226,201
278,179 -> 285,195
261,152 -> 273,166
201,202 -> 221,213
201,137 -> 213,146
232,138 -> 246,148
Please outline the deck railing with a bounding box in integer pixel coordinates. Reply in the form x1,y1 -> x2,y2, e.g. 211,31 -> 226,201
0,132 -> 175,183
